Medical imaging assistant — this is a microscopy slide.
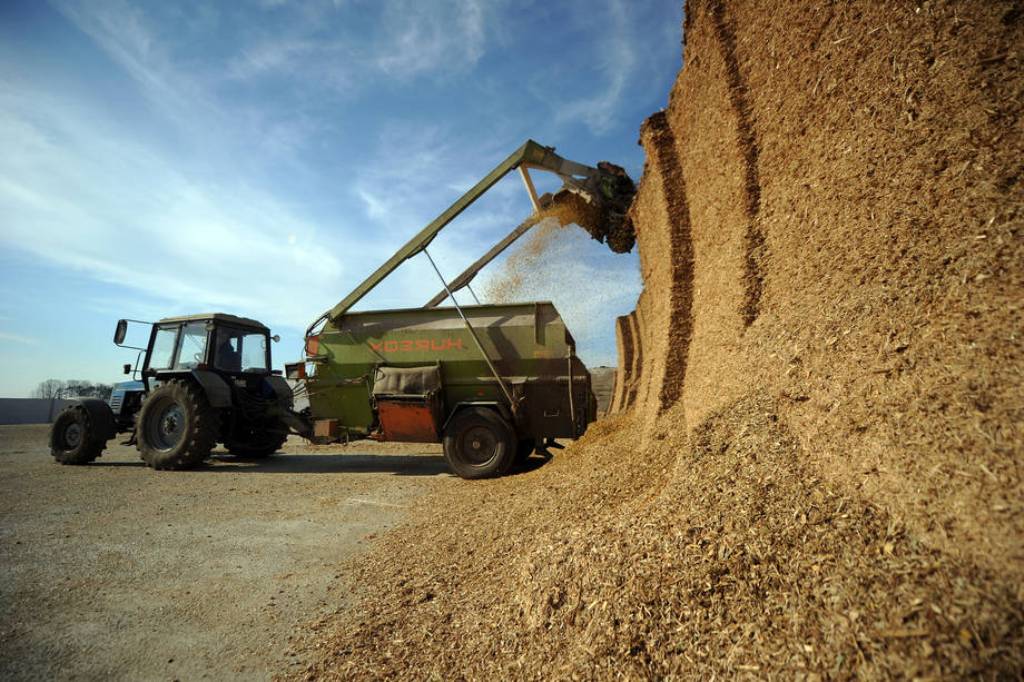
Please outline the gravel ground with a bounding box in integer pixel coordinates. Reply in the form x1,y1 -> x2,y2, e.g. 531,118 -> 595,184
0,424 -> 449,681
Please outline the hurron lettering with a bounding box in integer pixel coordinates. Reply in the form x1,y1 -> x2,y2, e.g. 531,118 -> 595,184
369,337 -> 464,353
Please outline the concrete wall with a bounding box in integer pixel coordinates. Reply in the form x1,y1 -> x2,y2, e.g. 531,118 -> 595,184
0,399 -> 74,425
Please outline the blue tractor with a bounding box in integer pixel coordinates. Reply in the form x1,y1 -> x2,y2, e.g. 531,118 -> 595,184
49,313 -> 303,470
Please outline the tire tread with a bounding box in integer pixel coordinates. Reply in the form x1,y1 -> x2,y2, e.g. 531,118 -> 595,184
50,405 -> 106,465
442,407 -> 516,480
136,380 -> 217,470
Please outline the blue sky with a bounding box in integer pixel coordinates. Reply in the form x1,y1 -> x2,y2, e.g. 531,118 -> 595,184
0,0 -> 682,397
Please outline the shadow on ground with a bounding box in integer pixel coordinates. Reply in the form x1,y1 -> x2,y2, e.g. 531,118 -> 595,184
88,452 -> 554,476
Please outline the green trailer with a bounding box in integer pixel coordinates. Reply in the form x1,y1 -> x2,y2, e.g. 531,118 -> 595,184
298,301 -> 596,477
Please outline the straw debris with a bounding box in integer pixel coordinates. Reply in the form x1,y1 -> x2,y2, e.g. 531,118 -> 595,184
294,399 -> 1023,679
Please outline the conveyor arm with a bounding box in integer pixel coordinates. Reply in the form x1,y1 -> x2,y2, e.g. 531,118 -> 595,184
308,140 -> 595,334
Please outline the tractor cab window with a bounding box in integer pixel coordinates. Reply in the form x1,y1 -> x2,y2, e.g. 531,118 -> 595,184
150,326 -> 178,370
175,322 -> 209,369
215,326 -> 268,373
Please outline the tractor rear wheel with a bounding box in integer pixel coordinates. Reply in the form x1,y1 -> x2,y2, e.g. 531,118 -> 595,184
136,380 -> 217,470
442,407 -> 516,479
50,405 -> 107,465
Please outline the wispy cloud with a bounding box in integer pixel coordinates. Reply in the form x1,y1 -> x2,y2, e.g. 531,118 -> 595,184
374,0 -> 488,78
53,0 -> 207,128
51,0 -> 329,168
227,38 -> 357,93
0,331 -> 35,345
0,86 -> 350,330
548,0 -> 639,135
225,0 -> 493,90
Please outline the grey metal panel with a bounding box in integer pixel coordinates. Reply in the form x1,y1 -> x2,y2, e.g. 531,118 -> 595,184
0,398 -> 74,425
372,366 -> 442,397
190,370 -> 232,408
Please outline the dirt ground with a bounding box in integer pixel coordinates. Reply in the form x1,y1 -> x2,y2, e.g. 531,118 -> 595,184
0,424 -> 451,681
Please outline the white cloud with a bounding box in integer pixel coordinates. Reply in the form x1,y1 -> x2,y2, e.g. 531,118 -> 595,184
53,0 -> 204,125
223,0 -> 492,92
226,38 -> 356,94
552,0 -> 638,135
0,88 -> 350,331
0,331 -> 35,344
52,0 -> 328,168
374,0 -> 488,78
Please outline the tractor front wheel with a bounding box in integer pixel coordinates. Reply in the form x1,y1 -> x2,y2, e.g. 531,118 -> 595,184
136,380 -> 217,470
442,407 -> 516,479
50,405 -> 107,465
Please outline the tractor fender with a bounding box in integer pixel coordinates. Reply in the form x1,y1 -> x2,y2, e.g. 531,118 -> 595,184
189,370 -> 232,408
264,375 -> 295,408
68,398 -> 118,441
442,401 -> 514,433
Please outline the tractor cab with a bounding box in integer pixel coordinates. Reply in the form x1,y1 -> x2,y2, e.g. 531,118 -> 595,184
134,313 -> 279,388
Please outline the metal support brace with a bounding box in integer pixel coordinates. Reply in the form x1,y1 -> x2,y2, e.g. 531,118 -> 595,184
423,249 -> 515,407
567,354 -> 576,436
518,166 -> 541,214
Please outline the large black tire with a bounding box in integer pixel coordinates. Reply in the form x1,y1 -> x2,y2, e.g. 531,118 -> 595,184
225,428 -> 288,459
136,380 -> 217,470
442,407 -> 517,479
50,405 -> 107,465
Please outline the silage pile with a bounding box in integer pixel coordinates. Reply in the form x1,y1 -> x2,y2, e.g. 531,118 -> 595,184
296,402 -> 1021,679
293,0 -> 1024,677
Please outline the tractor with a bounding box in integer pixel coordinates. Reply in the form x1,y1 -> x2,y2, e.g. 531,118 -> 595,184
49,313 -> 299,470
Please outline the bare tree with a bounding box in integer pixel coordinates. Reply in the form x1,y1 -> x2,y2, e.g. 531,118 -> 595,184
32,379 -> 68,400
67,381 -> 113,401
32,379 -> 113,401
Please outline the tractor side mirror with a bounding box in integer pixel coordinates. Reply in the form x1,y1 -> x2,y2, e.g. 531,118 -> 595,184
123,363 -> 132,375
114,319 -> 128,345
271,335 -> 280,343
